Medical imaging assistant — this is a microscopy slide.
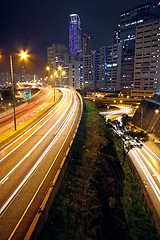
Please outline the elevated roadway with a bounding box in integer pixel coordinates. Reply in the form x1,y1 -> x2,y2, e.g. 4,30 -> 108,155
0,88 -> 83,239
102,107 -> 160,229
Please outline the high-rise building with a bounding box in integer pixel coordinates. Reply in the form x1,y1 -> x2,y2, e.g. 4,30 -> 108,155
96,46 -> 108,91
118,3 -> 160,93
47,44 -> 69,87
69,61 -> 83,89
83,51 -> 97,91
133,20 -> 160,96
47,44 -> 68,70
83,34 -> 91,55
69,14 -> 82,54
106,44 -> 122,91
83,46 -> 108,91
114,25 -> 120,44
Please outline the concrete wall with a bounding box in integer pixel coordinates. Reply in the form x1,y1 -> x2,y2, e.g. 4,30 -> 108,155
132,99 -> 160,139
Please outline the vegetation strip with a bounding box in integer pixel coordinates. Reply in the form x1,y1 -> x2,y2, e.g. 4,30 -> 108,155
37,99 -> 159,240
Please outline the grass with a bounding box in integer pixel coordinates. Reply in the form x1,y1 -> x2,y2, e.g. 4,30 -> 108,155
155,143 -> 160,149
36,99 -> 159,240
113,130 -> 159,240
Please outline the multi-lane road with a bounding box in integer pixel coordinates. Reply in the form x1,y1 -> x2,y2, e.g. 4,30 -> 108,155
102,106 -> 160,226
0,88 -> 59,140
129,143 -> 160,221
0,88 -> 82,240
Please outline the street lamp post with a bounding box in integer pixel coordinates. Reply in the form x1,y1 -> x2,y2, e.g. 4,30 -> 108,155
46,66 -> 50,87
10,55 -> 17,131
9,51 -> 28,131
54,66 -> 66,88
53,66 -> 66,102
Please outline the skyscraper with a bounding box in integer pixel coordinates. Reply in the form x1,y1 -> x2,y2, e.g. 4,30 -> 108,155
106,44 -> 122,91
69,14 -> 82,54
133,20 -> 160,95
83,51 -> 97,91
96,46 -> 108,91
83,34 -> 91,56
47,44 -> 68,70
118,3 -> 160,93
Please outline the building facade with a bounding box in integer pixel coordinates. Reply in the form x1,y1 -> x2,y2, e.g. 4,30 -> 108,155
47,44 -> 68,70
96,46 -> 108,91
133,20 -> 160,95
118,3 -> 160,93
83,34 -> 91,56
106,44 -> 122,91
69,14 -> 82,55
69,61 -> 83,89
83,51 -> 97,91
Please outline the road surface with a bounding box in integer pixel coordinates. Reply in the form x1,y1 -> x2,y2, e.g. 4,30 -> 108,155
0,88 -> 82,240
101,107 -> 160,226
0,88 -> 60,141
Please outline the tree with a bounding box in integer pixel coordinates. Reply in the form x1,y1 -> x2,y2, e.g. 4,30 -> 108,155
121,114 -> 131,127
2,88 -> 12,100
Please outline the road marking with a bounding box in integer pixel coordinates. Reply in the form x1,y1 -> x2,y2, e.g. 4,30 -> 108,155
0,90 -> 65,163
1,177 -> 8,184
131,149 -> 160,201
0,91 -> 71,184
8,91 -> 82,240
0,90 -> 76,214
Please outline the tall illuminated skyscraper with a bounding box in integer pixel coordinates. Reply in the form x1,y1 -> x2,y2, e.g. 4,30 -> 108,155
69,14 -> 82,54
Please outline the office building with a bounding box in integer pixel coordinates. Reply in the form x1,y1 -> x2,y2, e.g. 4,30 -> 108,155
118,3 -> 160,93
114,25 -> 120,44
133,20 -> 160,97
96,46 -> 108,91
106,44 -> 122,91
83,51 -> 97,91
69,61 -> 83,89
83,34 -> 91,55
83,46 -> 107,91
69,14 -> 82,54
47,44 -> 68,71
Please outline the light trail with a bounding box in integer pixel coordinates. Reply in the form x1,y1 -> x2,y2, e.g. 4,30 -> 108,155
131,149 -> 160,202
0,89 -> 51,124
0,91 -> 78,215
0,90 -> 72,183
0,89 -> 66,162
136,148 -> 160,183
7,92 -> 80,240
143,144 -> 160,163
103,104 -> 160,217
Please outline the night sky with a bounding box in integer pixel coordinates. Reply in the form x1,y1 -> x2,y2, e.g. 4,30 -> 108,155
0,0 -> 159,74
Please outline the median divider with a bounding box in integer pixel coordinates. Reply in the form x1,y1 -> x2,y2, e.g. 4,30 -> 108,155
24,91 -> 83,240
0,90 -> 62,150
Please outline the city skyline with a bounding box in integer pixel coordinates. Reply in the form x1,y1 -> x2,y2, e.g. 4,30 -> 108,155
0,0 -> 159,73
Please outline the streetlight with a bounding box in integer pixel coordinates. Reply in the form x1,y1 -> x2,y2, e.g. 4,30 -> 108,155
54,66 -> 66,88
10,51 -> 28,131
19,51 -> 28,82
45,66 -> 50,86
51,74 -> 56,102
46,66 -> 50,71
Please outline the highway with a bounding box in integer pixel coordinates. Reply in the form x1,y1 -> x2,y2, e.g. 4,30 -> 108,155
101,106 -> 160,223
0,88 -> 82,240
129,144 -> 160,220
0,88 -> 59,138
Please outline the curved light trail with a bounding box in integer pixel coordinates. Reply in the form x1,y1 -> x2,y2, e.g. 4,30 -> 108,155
0,88 -> 82,240
101,107 -> 160,219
